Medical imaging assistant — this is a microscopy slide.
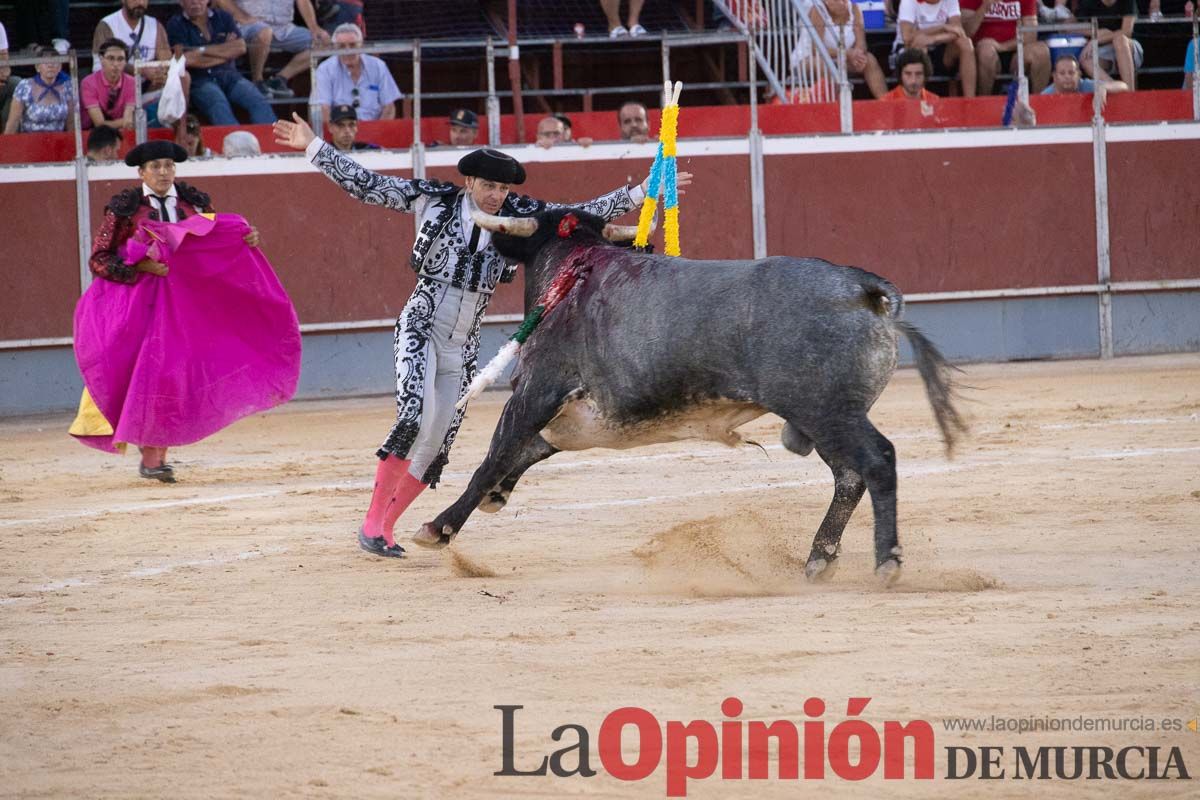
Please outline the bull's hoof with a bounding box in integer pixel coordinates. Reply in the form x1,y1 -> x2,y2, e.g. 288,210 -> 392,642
875,559 -> 903,588
478,491 -> 508,514
804,557 -> 839,583
413,522 -> 457,549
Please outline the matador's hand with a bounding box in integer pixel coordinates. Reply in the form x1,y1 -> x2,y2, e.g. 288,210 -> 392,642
244,226 -> 261,248
640,170 -> 693,196
273,112 -> 316,151
136,258 -> 168,277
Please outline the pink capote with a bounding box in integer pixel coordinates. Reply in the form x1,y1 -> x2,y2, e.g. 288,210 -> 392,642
72,213 -> 301,453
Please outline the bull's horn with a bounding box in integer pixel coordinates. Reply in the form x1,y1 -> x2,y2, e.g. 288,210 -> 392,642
603,214 -> 656,242
470,209 -> 538,237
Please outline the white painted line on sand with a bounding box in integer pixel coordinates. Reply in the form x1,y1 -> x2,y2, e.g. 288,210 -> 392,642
2,414 -> 1196,529
0,547 -> 284,606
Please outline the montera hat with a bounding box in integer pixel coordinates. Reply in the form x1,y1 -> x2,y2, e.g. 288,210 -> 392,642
125,140 -> 188,167
457,148 -> 526,185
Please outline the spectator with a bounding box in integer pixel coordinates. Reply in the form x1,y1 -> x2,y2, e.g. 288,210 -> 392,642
553,113 -> 593,146
893,0 -> 977,97
535,114 -> 565,148
222,129 -> 262,155
617,100 -> 650,142
960,0 -> 1050,94
177,113 -> 213,157
0,22 -> 19,132
3,47 -> 75,134
81,40 -> 137,131
213,0 -> 330,97
167,0 -> 276,126
1041,53 -> 1128,101
793,0 -> 888,99
448,108 -> 478,145
1073,0 -> 1141,90
93,0 -> 183,127
327,102 -> 379,152
885,47 -> 940,100
86,125 -> 124,162
314,22 -> 401,122
602,0 -> 647,38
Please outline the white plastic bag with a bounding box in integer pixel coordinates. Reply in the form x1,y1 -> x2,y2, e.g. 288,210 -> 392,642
156,55 -> 187,127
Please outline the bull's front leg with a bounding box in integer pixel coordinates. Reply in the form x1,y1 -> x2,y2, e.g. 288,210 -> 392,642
413,380 -> 573,549
479,434 -> 557,513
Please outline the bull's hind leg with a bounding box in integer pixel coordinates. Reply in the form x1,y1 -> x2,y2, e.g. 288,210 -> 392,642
478,434 -> 558,513
804,417 -> 901,586
415,378 -> 574,548
803,458 -> 866,583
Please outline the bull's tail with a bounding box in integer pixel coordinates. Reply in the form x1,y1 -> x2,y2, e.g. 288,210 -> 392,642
895,320 -> 968,457
856,272 -> 966,455
860,274 -> 905,320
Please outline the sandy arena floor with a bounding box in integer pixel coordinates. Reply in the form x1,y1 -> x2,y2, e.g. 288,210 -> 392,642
1,354 -> 1198,798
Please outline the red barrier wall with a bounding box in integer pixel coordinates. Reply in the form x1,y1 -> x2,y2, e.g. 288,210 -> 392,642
1107,139 -> 1200,283
0,182 -> 81,341
763,143 -> 1099,294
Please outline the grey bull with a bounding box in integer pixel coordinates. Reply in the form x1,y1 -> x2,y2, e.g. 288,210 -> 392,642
414,207 -> 966,585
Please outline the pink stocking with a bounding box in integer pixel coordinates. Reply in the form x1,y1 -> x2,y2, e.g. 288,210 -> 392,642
362,455 -> 410,542
380,471 -> 428,544
139,446 -> 167,468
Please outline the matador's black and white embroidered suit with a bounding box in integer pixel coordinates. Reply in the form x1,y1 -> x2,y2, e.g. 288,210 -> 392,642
304,138 -> 646,486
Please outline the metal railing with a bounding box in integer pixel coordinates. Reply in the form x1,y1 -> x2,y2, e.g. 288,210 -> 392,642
1192,11 -> 1200,120
711,0 -> 851,129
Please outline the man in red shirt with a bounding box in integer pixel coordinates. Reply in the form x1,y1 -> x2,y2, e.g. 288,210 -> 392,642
960,0 -> 1049,94
885,47 -> 940,101
79,38 -> 136,130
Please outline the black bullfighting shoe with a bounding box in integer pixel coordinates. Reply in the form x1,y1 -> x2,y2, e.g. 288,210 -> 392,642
358,528 -> 406,558
139,463 -> 176,483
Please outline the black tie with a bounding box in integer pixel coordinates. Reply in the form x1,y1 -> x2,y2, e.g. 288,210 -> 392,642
153,194 -> 171,223
467,223 -> 481,254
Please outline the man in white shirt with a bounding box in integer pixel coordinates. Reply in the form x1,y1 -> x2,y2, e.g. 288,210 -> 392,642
894,0 -> 977,97
313,22 -> 402,122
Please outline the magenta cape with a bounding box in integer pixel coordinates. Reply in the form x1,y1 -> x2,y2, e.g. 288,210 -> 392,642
72,213 -> 301,453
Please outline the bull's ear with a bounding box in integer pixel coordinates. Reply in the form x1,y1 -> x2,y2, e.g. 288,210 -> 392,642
470,209 -> 538,237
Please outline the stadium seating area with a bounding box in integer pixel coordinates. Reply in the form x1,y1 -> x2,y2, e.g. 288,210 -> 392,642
0,0 -> 1195,163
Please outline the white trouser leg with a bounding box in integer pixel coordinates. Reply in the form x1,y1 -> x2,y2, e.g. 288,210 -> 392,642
404,285 -> 481,481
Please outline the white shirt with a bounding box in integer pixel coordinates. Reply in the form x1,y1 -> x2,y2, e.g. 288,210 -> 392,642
94,10 -> 161,72
895,0 -> 962,46
143,182 -> 179,222
460,190 -> 491,254
0,22 -> 9,52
